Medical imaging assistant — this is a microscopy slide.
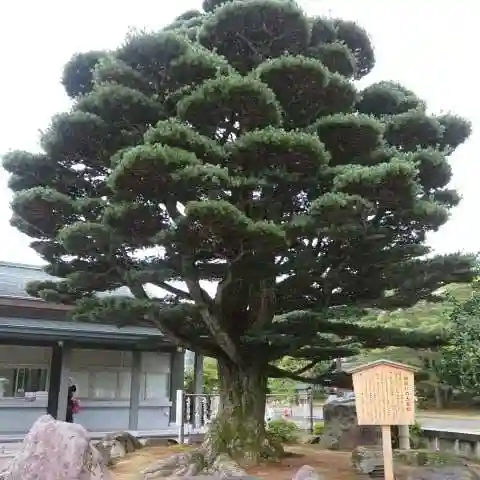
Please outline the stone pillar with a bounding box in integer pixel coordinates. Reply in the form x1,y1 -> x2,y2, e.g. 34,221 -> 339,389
320,399 -> 381,450
398,425 -> 411,450
128,350 -> 142,430
47,342 -> 71,421
169,348 -> 185,423
193,353 -> 204,428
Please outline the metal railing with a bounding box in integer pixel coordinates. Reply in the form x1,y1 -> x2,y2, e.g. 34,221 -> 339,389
174,390 -> 314,443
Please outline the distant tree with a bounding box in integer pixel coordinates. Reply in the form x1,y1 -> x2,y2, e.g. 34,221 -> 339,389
3,0 -> 474,463
355,283 -> 477,408
185,356 -> 219,394
437,289 -> 480,397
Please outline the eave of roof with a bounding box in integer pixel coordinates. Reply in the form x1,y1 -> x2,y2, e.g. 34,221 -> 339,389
0,262 -> 173,347
0,261 -> 133,300
0,316 -> 169,346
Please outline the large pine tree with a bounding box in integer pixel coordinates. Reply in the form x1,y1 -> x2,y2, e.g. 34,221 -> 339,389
3,0 -> 474,462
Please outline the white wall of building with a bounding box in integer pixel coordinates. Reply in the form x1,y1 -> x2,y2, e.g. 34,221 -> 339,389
0,345 -> 175,433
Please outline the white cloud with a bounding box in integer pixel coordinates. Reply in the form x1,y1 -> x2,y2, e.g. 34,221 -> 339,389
0,0 -> 476,265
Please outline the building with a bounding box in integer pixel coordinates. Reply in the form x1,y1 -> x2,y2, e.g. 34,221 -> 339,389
0,261 -> 185,435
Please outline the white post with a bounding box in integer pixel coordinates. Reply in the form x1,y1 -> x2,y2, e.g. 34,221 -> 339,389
211,394 -> 220,419
176,389 -> 185,444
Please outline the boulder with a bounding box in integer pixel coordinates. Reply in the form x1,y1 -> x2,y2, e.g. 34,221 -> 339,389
352,446 -> 475,479
101,431 -> 143,453
321,398 -> 380,450
406,466 -> 480,480
1,414 -> 112,479
292,465 -> 325,480
351,446 -> 383,475
95,431 -> 142,465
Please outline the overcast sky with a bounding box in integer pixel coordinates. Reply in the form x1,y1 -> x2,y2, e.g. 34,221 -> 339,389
0,0 -> 476,265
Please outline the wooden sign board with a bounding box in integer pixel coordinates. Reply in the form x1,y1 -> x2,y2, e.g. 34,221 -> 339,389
349,359 -> 416,426
348,359 -> 416,480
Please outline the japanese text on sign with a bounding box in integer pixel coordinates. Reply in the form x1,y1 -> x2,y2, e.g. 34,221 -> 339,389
352,363 -> 415,426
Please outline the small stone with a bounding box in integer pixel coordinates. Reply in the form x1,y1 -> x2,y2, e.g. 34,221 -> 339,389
292,465 -> 324,480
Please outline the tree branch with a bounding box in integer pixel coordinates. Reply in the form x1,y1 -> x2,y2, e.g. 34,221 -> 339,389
165,201 -> 243,364
183,257 -> 243,364
146,312 -> 219,356
123,274 -> 204,352
267,364 -> 353,389
292,360 -> 322,375
155,281 -> 191,300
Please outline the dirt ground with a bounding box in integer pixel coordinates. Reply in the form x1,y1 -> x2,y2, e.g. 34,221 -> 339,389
110,444 -> 358,479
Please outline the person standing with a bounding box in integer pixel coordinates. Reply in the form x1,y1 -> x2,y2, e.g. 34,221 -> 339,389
66,379 -> 77,423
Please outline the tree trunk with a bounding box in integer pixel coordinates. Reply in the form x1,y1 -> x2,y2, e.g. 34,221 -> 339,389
205,358 -> 283,463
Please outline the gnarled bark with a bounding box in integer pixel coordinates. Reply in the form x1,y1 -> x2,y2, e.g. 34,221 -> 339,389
204,359 -> 283,463
141,360 -> 282,477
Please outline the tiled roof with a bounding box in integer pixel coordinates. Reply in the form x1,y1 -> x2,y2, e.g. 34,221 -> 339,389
0,261 -> 132,299
0,262 -> 171,345
0,315 -> 167,344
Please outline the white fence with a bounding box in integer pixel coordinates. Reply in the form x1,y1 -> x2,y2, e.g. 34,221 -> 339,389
174,390 -> 314,443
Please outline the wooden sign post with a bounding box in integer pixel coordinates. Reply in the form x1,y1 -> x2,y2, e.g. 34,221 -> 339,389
348,359 -> 416,480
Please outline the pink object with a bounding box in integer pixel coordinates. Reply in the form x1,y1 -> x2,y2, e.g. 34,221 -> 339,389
72,398 -> 81,414
2,414 -> 112,479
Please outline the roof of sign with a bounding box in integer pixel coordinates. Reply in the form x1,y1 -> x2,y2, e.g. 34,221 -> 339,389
344,359 -> 418,375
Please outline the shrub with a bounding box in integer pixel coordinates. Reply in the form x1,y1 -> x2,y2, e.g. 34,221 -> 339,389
266,418 -> 300,443
313,421 -> 325,435
410,421 -> 426,449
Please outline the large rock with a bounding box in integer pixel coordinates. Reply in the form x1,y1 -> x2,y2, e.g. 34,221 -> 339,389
95,431 -> 142,465
292,465 -> 325,480
320,398 -> 380,450
351,446 -> 383,475
406,466 -> 480,479
0,414 -> 112,479
352,446 -> 475,479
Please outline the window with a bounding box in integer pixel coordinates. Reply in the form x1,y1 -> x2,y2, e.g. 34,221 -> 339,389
144,373 -> 169,400
91,372 -> 118,400
69,371 -> 90,399
70,371 -> 132,400
0,367 -> 49,398
118,372 -> 131,400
